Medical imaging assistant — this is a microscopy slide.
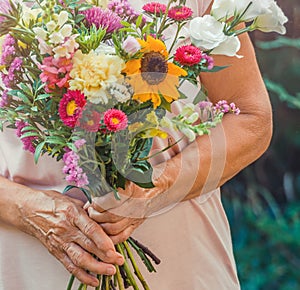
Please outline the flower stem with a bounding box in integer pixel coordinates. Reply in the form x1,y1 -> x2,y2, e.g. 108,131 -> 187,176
67,275 -> 75,290
116,243 -> 139,290
115,265 -> 125,290
123,241 -> 151,290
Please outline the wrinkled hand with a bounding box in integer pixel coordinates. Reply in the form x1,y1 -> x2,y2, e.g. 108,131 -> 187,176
85,182 -> 153,244
21,190 -> 124,287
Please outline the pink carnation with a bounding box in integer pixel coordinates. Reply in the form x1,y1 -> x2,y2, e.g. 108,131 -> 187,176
142,2 -> 167,15
39,56 -> 73,92
168,6 -> 193,21
104,109 -> 128,132
174,45 -> 202,66
59,90 -> 86,128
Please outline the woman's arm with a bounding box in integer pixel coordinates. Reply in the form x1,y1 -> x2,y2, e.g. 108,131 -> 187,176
88,30 -> 272,244
0,175 -> 124,286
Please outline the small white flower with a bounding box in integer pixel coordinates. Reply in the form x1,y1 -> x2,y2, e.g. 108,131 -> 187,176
181,127 -> 196,142
49,31 -> 64,44
57,11 -> 69,27
60,24 -> 73,38
186,112 -> 199,124
254,1 -> 288,34
181,103 -> 195,116
46,20 -> 57,33
33,27 -> 48,40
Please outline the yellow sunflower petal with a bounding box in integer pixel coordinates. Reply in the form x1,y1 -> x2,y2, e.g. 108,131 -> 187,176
151,93 -> 161,108
159,76 -> 180,102
168,62 -> 187,77
138,38 -> 149,53
133,92 -> 152,103
146,36 -> 168,58
122,59 -> 141,75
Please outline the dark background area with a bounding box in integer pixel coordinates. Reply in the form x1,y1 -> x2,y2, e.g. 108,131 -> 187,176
222,1 -> 300,289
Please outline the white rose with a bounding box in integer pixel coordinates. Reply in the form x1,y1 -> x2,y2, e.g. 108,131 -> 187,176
189,15 -> 227,50
211,0 -> 235,21
254,1 -> 288,34
211,35 -> 242,58
212,0 -> 273,22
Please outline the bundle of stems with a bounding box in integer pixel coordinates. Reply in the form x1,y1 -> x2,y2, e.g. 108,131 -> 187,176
67,237 -> 161,290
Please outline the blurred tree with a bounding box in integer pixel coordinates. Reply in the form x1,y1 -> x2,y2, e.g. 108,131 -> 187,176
222,0 -> 300,289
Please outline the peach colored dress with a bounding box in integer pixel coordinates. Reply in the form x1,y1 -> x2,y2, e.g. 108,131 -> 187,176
0,0 -> 240,289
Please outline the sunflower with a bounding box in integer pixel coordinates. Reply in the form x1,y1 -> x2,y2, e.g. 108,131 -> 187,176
122,36 -> 187,108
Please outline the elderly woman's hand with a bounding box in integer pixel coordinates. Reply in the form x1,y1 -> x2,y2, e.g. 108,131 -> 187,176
85,182 -> 157,244
19,190 -> 124,287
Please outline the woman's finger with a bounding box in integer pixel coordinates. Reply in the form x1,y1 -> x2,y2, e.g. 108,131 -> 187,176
87,207 -> 122,223
63,242 -> 117,276
74,213 -> 124,265
50,244 -> 100,287
109,224 -> 138,245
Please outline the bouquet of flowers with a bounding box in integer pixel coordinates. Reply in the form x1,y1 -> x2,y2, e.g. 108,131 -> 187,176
0,0 -> 287,289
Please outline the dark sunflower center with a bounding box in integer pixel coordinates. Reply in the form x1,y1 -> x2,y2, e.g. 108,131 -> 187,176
140,52 -> 168,85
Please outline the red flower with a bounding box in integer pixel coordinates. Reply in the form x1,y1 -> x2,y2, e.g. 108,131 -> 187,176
104,109 -> 128,132
59,90 -> 86,127
79,110 -> 102,132
142,2 -> 167,15
174,45 -> 203,66
168,6 -> 193,21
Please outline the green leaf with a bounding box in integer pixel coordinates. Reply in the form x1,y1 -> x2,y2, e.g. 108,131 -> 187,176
20,131 -> 40,138
34,141 -> 46,164
36,93 -> 51,101
202,65 -> 229,73
135,14 -> 143,28
193,88 -> 207,105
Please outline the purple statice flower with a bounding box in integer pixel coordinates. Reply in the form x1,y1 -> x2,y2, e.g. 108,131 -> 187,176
2,57 -> 22,88
214,100 -> 240,115
108,0 -> 139,21
81,8 -> 122,33
63,149 -> 89,187
0,34 -> 16,66
202,53 -> 214,70
0,0 -> 12,26
15,120 -> 36,154
0,89 -> 10,107
74,139 -> 86,149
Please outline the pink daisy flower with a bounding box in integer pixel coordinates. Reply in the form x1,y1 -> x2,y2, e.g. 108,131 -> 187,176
59,90 -> 86,128
81,8 -> 122,33
168,6 -> 193,21
142,2 -> 167,15
79,110 -> 102,133
104,109 -> 128,132
174,45 -> 202,66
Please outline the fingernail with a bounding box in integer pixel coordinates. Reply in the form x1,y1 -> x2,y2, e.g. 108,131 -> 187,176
91,279 -> 99,287
117,256 -> 124,265
107,266 -> 116,275
106,249 -> 115,258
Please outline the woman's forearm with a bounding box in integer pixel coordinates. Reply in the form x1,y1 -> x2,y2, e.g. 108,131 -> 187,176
0,175 -> 40,231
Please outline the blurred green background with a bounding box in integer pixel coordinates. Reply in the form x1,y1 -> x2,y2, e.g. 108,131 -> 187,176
221,1 -> 300,289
